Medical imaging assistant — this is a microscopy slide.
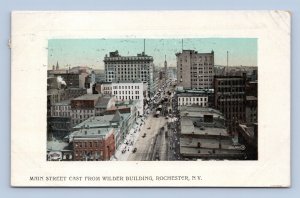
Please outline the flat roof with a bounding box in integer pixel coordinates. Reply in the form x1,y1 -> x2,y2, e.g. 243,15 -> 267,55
179,107 -> 224,119
53,99 -> 71,106
73,113 -> 131,129
73,94 -> 102,101
177,93 -> 208,97
71,127 -> 113,139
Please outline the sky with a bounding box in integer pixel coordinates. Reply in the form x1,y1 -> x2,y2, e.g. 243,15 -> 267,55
48,38 -> 257,70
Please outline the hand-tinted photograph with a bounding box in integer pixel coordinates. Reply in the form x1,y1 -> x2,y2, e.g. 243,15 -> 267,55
46,38 -> 258,161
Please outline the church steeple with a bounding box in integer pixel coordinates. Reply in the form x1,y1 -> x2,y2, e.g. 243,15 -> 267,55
56,61 -> 59,70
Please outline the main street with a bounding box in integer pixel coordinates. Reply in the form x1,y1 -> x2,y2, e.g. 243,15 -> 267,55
127,110 -> 168,161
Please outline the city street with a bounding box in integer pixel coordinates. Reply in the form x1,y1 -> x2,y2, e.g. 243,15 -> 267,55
127,111 -> 168,161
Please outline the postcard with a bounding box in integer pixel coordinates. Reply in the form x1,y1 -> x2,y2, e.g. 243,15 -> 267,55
11,11 -> 290,187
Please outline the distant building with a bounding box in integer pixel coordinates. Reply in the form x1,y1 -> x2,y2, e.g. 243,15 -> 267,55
176,50 -> 214,89
104,50 -> 154,96
51,73 -> 81,88
61,88 -> 87,101
94,82 -> 112,95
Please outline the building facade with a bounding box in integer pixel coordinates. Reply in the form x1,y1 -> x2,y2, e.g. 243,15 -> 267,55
104,51 -> 154,95
176,50 -> 214,89
214,75 -> 246,133
178,106 -> 245,160
70,94 -> 101,126
111,81 -> 146,115
177,93 -> 208,107
71,127 -> 115,161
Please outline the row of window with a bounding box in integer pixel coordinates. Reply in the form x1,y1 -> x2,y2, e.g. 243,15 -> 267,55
178,97 -> 208,102
75,141 -> 101,148
113,90 -> 140,95
178,102 -> 208,107
52,106 -> 70,111
116,95 -> 140,100
113,85 -> 140,89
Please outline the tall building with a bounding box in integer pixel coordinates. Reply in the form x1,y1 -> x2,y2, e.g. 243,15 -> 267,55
176,50 -> 214,89
104,50 -> 154,95
214,75 -> 246,134
164,55 -> 167,82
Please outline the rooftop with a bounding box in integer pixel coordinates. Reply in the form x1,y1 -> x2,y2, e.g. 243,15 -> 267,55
177,93 -> 209,97
112,80 -> 143,84
95,95 -> 113,107
71,127 -> 113,140
53,99 -> 71,106
179,106 -> 224,119
72,94 -> 102,101
73,112 -> 131,129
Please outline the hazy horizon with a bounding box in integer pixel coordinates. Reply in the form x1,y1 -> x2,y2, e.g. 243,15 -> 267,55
48,38 -> 257,70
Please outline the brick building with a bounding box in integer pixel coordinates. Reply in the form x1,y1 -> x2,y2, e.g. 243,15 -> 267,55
71,127 -> 115,161
70,94 -> 101,126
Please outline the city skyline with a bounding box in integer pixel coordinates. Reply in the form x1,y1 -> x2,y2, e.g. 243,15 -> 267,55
48,38 -> 257,70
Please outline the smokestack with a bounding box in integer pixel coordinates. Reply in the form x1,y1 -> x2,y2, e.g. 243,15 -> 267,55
226,51 -> 229,76
143,39 -> 145,54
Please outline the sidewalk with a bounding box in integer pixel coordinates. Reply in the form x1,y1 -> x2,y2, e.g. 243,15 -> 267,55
111,117 -> 145,161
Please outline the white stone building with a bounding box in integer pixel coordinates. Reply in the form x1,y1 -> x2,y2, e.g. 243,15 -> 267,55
177,93 -> 208,107
111,81 -> 146,115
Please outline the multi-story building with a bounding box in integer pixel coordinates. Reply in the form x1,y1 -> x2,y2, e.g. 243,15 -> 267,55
60,88 -> 87,101
111,81 -> 146,115
214,75 -> 246,133
95,82 -> 112,95
176,89 -> 214,108
104,50 -> 154,96
177,93 -> 208,107
245,80 -> 258,123
178,106 -> 245,160
176,50 -> 214,89
70,94 -> 102,126
71,127 -> 115,161
72,109 -> 135,152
